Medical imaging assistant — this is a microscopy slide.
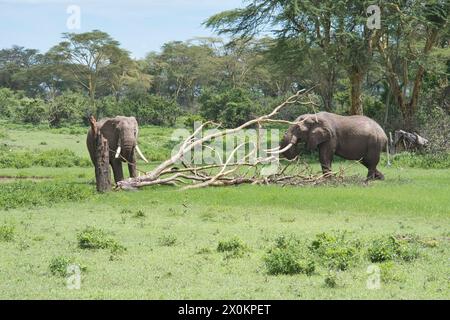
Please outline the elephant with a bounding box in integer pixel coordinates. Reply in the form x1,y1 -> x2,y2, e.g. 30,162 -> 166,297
279,112 -> 388,180
87,116 -> 148,184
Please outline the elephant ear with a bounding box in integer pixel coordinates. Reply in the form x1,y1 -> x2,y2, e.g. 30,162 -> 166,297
307,126 -> 332,150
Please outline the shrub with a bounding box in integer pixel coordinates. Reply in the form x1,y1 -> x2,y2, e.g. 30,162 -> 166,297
49,256 -> 87,277
14,98 -> 48,124
309,232 -> 361,271
0,223 -> 15,242
0,87 -> 21,119
122,93 -> 181,126
264,248 -> 315,275
367,235 -> 419,263
77,227 -> 125,252
48,92 -> 88,127
367,237 -> 399,262
264,235 -> 315,275
379,261 -> 404,283
217,237 -> 248,258
200,88 -> 259,128
49,256 -> 72,277
183,114 -> 206,129
391,152 -> 450,169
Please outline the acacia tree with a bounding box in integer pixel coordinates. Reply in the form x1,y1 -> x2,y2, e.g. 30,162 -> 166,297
374,1 -> 449,129
50,30 -> 132,111
205,0 -> 378,115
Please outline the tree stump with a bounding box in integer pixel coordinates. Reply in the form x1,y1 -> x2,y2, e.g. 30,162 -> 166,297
94,130 -> 112,193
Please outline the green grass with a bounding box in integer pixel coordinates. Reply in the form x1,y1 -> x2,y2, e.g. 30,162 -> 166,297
0,125 -> 449,299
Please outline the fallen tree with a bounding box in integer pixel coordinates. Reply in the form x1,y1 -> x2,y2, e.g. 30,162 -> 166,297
117,87 -> 354,190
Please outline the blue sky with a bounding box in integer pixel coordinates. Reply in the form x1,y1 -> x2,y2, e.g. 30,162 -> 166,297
0,0 -> 244,58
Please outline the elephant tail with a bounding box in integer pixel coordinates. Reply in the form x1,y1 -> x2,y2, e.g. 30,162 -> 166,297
382,134 -> 391,167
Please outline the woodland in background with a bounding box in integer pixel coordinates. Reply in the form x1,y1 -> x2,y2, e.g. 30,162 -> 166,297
0,1 -> 448,147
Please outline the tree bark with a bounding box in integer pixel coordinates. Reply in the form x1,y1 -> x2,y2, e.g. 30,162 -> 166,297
349,68 -> 364,115
94,131 -> 112,193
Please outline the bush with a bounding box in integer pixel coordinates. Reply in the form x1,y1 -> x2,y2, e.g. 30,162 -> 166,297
367,236 -> 420,263
183,114 -> 205,129
122,93 -> 181,126
0,87 -> 21,119
77,226 -> 125,253
200,88 -> 259,128
309,232 -> 361,271
49,256 -> 72,277
264,235 -> 315,275
391,152 -> 450,169
49,256 -> 87,277
14,97 -> 48,124
0,223 -> 15,242
217,237 -> 248,258
48,92 -> 88,127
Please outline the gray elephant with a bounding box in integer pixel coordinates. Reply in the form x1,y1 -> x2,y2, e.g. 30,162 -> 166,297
280,112 -> 388,180
87,116 -> 148,184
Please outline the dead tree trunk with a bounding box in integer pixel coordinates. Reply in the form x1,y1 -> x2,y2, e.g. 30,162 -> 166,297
94,132 -> 111,193
90,116 -> 111,193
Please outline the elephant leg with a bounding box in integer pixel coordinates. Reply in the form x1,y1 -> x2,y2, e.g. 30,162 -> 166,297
111,158 -> 124,183
318,142 -> 334,175
127,152 -> 137,178
363,150 -> 384,181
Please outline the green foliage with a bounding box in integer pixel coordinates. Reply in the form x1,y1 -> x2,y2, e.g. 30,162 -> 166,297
49,256 -> 72,277
264,235 -> 315,275
183,114 -> 206,129
200,88 -> 258,128
122,93 -> 181,126
77,226 -> 125,253
324,271 -> 339,288
0,181 -> 92,210
0,223 -> 15,242
0,87 -> 21,119
367,237 -> 399,263
217,237 -> 248,258
0,149 -> 91,169
48,92 -> 88,127
368,236 -> 420,263
158,234 -> 177,247
309,232 -> 361,271
391,152 -> 450,169
15,98 -> 48,125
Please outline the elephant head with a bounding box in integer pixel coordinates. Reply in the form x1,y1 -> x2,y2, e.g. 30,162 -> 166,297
280,114 -> 333,160
109,116 -> 148,163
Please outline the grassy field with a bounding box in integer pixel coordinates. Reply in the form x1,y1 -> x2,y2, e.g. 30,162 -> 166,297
0,125 -> 449,299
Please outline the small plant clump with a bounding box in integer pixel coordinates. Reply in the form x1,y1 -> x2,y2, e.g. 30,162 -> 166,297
77,226 -> 126,253
217,237 -> 249,258
367,236 -> 420,263
158,234 -> 177,247
309,232 -> 361,271
264,235 -> 315,275
0,223 -> 15,242
49,256 -> 87,277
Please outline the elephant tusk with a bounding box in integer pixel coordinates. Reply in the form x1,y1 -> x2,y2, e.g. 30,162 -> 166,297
135,145 -> 149,163
265,146 -> 281,152
115,146 -> 122,159
267,143 -> 293,155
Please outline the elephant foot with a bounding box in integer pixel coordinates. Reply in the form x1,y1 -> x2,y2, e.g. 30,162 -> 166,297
367,170 -> 385,181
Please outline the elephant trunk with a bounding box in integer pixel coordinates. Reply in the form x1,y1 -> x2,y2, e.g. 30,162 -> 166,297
280,134 -> 299,160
